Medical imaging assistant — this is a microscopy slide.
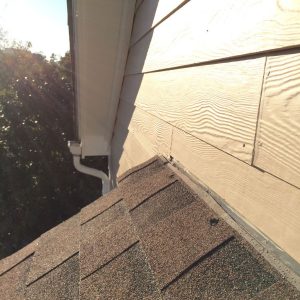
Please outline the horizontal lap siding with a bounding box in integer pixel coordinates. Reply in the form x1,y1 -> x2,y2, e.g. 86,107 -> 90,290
171,128 -> 300,263
112,103 -> 172,177
131,0 -> 188,45
254,52 -> 300,188
117,102 -> 172,159
111,122 -> 153,177
126,0 -> 300,74
112,0 -> 300,263
121,58 -> 266,163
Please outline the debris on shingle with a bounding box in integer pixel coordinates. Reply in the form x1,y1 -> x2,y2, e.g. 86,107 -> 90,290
80,243 -> 161,300
26,254 -> 79,300
26,214 -> 80,285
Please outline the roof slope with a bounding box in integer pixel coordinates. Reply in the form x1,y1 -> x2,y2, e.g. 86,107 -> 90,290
0,156 -> 300,299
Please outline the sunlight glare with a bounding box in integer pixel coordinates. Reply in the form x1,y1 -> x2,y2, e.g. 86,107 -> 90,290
0,0 -> 69,58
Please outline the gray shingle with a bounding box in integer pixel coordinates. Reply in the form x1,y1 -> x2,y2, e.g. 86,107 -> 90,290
80,243 -> 161,300
117,156 -> 163,183
131,180 -> 196,232
163,238 -> 279,300
26,254 -> 79,300
80,188 -> 122,224
26,214 -> 79,285
0,239 -> 38,276
80,210 -> 138,279
119,158 -> 176,210
140,200 -> 233,288
0,256 -> 32,300
252,280 -> 300,300
81,200 -> 127,241
1,156 -> 299,300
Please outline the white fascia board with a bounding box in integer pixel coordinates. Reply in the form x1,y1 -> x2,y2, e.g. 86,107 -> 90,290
72,0 -> 135,157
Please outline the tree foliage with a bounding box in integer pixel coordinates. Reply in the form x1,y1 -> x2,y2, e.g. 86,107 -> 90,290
0,39 -> 106,258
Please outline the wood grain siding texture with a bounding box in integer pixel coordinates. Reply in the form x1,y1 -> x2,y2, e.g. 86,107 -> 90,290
130,0 -> 188,45
111,122 -> 152,177
116,131 -> 156,176
126,0 -> 300,74
117,102 -> 172,158
121,58 -> 266,163
171,128 -> 300,263
254,52 -> 300,188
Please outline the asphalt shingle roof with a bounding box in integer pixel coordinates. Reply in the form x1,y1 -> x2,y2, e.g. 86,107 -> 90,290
0,156 -> 299,299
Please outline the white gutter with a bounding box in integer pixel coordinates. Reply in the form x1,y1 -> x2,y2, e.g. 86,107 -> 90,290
71,0 -> 135,158
68,141 -> 110,195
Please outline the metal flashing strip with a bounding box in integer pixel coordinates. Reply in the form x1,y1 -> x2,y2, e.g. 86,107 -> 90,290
166,156 -> 300,289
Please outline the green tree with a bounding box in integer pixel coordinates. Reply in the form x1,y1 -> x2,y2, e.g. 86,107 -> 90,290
0,39 -> 106,258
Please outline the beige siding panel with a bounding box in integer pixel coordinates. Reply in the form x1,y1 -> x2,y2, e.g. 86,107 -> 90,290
117,102 -> 172,158
111,124 -> 131,178
131,0 -> 188,45
111,103 -> 172,177
254,52 -> 300,188
122,58 -> 266,163
111,124 -> 152,177
126,0 -> 300,74
122,131 -> 153,169
116,150 -> 133,178
171,128 -> 300,263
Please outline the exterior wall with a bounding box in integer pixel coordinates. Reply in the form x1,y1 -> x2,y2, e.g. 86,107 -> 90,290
111,0 -> 300,263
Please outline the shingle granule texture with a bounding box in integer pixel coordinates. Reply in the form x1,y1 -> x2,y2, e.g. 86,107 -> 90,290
80,188 -> 122,224
81,200 -> 126,241
26,214 -> 79,285
26,254 -> 79,300
163,238 -> 279,300
251,281 -> 300,299
80,212 -> 138,278
119,158 -> 176,210
80,243 -> 161,300
117,156 -> 162,183
0,239 -> 38,276
140,200 -> 234,288
131,180 -> 196,232
0,256 -> 32,300
1,156 -> 300,299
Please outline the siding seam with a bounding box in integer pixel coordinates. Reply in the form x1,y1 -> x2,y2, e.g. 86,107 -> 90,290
251,56 -> 268,166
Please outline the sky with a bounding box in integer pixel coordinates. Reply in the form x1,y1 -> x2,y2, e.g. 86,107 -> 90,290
0,0 -> 70,58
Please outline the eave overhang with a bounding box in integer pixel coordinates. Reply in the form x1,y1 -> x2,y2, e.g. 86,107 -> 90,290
68,0 -> 135,157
